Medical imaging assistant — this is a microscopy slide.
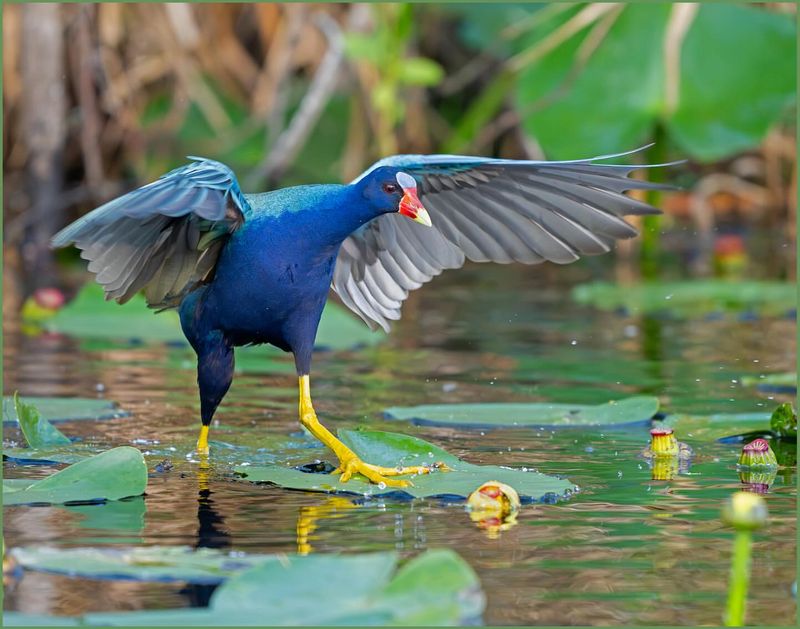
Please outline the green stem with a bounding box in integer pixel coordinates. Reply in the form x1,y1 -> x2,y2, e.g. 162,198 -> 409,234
725,530 -> 752,626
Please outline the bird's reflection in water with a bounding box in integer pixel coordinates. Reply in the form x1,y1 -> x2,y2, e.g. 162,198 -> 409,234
180,459 -> 231,608
296,497 -> 357,555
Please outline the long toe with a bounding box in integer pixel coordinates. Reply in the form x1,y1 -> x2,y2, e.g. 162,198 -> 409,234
333,457 -> 412,487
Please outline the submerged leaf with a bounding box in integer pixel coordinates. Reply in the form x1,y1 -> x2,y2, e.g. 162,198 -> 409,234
235,429 -> 576,501
384,396 -> 659,429
3,447 -> 148,506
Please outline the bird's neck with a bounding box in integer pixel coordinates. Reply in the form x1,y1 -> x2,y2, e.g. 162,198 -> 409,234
304,184 -> 386,249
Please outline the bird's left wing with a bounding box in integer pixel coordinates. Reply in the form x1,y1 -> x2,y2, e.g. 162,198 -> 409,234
52,157 -> 248,309
333,147 -> 673,331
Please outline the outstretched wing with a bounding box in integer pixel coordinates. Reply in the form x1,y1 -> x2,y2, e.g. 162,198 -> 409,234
52,157 -> 248,309
334,146 -> 674,331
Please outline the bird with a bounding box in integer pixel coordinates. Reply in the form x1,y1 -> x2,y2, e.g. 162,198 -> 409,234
52,146 -> 670,487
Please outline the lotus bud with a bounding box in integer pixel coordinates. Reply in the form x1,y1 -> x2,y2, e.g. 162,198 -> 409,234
738,439 -> 778,469
649,427 -> 679,456
721,491 -> 768,531
467,481 -> 520,538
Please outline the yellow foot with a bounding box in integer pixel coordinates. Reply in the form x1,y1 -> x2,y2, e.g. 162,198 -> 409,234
333,454 -> 450,487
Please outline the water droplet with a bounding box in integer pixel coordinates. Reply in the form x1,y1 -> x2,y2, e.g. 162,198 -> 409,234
584,446 -> 594,453
665,294 -> 673,300
378,482 -> 387,489
570,340 -> 578,346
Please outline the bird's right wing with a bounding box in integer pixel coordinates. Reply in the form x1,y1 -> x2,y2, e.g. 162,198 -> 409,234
52,157 -> 248,309
335,146 -> 675,332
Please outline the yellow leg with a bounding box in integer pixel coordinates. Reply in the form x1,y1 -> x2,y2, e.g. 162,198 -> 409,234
196,425 -> 210,455
298,375 -> 446,487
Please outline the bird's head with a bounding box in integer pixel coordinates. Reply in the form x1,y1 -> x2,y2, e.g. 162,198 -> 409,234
359,168 -> 432,227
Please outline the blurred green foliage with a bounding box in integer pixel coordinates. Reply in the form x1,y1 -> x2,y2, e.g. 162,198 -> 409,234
506,4 -> 795,161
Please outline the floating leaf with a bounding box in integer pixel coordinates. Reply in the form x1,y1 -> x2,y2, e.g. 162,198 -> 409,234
63,550 -> 484,626
659,413 -> 771,443
384,396 -> 659,429
47,283 -> 186,342
3,444 -> 90,465
3,447 -> 147,506
741,372 -> 797,394
235,429 -> 575,501
315,300 -> 384,350
2,396 -> 129,424
45,283 -> 381,351
9,546 -> 278,585
12,393 -> 70,448
3,613 -> 81,626
572,280 -> 795,317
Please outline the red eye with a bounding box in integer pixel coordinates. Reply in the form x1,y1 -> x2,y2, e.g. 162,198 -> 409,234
382,183 -> 399,194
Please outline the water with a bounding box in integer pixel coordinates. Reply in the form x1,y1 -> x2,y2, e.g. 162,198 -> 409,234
3,259 -> 796,625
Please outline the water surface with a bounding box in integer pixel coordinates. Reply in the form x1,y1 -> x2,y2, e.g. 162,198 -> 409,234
4,258 -> 796,625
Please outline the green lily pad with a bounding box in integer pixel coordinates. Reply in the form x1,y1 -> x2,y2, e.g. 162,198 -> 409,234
3,447 -> 147,506
47,283 -> 186,342
235,429 -> 576,502
9,545 -> 278,585
12,393 -> 71,448
572,280 -> 796,317
3,613 -> 82,626
46,283 -> 382,350
741,372 -> 797,393
384,396 -> 659,429
53,549 -> 483,626
3,444 -> 92,465
659,412 -> 771,442
2,396 -> 130,424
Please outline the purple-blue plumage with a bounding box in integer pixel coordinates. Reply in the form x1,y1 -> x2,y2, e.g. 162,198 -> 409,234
53,148 -> 671,436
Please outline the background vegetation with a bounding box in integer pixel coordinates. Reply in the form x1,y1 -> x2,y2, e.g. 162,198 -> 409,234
3,2 -> 796,317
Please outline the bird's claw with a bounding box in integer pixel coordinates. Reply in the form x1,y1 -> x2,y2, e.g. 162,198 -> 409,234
332,457 -> 450,487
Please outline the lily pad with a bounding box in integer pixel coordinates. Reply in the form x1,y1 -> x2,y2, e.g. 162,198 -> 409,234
36,549 -> 484,626
12,393 -> 71,448
384,396 -> 659,429
659,412 -> 772,442
46,283 -> 382,350
2,396 -> 130,424
47,282 -> 186,342
3,446 -> 147,506
9,546 -> 278,585
3,613 -> 82,626
741,372 -> 797,394
235,429 -> 576,502
572,280 -> 795,317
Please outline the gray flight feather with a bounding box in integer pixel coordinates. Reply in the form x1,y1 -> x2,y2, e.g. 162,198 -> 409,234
52,158 -> 248,309
334,147 -> 676,331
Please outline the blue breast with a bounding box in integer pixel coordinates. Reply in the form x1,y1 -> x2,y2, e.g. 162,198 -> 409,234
180,183 -> 369,353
